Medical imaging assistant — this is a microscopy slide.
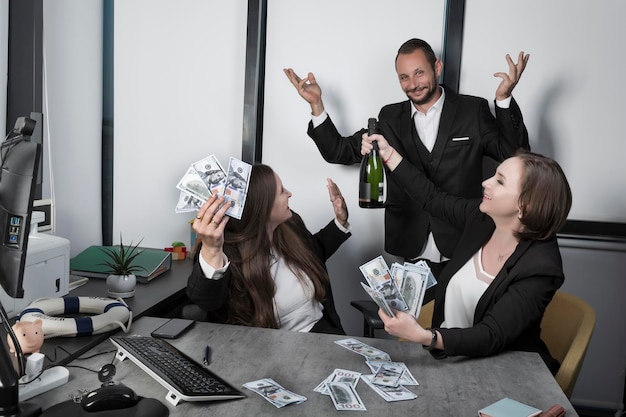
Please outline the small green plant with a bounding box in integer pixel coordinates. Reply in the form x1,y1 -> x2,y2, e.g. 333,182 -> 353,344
100,235 -> 147,276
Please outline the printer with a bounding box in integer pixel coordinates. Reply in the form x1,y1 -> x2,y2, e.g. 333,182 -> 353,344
0,211 -> 70,318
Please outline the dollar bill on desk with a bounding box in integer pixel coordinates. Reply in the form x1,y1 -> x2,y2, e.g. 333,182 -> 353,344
327,382 -> 367,411
243,378 -> 307,408
360,375 -> 418,402
359,256 -> 408,314
192,154 -> 227,197
370,361 -> 405,387
223,157 -> 251,220
176,166 -> 211,203
314,369 -> 361,396
364,360 -> 418,386
334,338 -> 391,361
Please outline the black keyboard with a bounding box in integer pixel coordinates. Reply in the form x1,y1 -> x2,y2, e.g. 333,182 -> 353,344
110,336 -> 246,406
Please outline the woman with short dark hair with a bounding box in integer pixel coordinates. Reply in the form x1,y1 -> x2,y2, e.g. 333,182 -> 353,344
366,130 -> 572,374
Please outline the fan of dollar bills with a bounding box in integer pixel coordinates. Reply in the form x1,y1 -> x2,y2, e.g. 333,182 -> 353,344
359,255 -> 437,319
175,154 -> 252,220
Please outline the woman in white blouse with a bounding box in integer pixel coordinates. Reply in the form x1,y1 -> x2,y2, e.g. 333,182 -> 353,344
367,130 -> 571,374
187,164 -> 351,334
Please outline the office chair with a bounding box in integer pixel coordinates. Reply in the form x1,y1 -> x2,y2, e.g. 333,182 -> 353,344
391,291 -> 595,399
350,300 -> 384,338
540,291 -> 596,398
180,301 -> 208,321
350,299 -> 434,338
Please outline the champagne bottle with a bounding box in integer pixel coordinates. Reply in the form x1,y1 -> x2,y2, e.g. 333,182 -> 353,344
358,118 -> 385,208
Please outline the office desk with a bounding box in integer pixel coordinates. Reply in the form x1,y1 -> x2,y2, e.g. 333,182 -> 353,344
70,258 -> 193,317
37,259 -> 192,365
32,316 -> 578,416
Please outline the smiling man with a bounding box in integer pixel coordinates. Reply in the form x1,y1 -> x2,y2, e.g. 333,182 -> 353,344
284,38 -> 530,288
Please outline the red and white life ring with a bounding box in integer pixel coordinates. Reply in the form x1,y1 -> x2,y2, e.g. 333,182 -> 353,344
18,296 -> 133,338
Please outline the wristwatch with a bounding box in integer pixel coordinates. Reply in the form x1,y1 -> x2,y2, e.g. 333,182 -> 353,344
423,328 -> 437,351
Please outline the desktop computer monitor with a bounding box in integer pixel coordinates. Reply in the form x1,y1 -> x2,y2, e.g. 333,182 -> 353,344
0,137 -> 40,297
0,116 -> 43,417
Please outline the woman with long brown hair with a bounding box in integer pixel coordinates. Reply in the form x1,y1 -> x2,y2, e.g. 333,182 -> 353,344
187,164 -> 350,334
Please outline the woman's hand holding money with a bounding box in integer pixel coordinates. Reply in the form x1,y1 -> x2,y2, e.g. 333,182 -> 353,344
379,309 -> 426,343
379,309 -> 443,350
193,194 -> 230,268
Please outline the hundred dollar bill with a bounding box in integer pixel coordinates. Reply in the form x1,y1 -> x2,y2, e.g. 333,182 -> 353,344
413,259 -> 437,289
370,361 -> 404,387
360,375 -> 418,402
398,262 -> 429,318
192,154 -> 227,197
242,378 -> 306,408
360,282 -> 395,318
174,190 -> 203,213
223,157 -> 252,220
359,255 -> 392,287
328,382 -> 367,411
365,360 -> 418,386
360,256 -> 408,312
390,262 -> 404,286
334,338 -> 391,361
176,166 -> 211,203
314,369 -> 361,396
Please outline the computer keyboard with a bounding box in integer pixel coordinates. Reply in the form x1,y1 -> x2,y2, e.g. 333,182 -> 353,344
109,335 -> 246,406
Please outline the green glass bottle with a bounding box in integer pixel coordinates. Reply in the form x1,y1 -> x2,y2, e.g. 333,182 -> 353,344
358,118 -> 385,208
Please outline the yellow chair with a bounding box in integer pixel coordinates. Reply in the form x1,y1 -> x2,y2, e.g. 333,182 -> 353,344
416,300 -> 434,329
414,291 -> 596,399
540,291 -> 596,398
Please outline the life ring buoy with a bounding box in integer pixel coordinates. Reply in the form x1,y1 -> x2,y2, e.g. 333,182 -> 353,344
18,296 -> 133,338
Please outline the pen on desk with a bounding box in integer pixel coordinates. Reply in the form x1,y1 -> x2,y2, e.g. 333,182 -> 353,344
204,345 -> 212,367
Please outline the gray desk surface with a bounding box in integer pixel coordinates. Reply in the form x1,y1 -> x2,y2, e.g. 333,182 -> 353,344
31,316 -> 578,416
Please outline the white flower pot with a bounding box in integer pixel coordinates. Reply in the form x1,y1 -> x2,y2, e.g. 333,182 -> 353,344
106,274 -> 136,298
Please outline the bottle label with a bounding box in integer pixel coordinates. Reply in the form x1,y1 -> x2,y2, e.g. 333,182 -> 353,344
359,182 -> 372,201
377,182 -> 385,202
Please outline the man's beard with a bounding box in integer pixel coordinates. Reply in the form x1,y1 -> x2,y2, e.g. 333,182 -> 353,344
407,85 -> 438,107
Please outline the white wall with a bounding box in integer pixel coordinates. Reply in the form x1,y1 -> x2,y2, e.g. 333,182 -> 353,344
113,0 -> 247,250
38,0 -> 625,410
461,0 -> 626,224
42,0 -> 103,255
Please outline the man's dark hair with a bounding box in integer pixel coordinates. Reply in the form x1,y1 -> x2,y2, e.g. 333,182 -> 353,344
396,38 -> 437,69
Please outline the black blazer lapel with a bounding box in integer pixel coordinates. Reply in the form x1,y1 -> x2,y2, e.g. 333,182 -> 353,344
383,101 -> 420,162
429,86 -> 459,174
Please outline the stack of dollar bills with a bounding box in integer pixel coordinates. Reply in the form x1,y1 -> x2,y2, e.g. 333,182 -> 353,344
175,154 -> 251,220
359,255 -> 436,318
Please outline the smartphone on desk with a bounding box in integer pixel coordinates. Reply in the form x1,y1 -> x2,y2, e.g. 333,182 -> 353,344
151,318 -> 195,339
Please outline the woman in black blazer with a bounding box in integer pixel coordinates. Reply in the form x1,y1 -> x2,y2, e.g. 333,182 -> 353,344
187,164 -> 351,335
365,133 -> 571,374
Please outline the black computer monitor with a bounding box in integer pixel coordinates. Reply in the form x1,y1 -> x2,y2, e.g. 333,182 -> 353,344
0,120 -> 40,298
0,117 -> 43,417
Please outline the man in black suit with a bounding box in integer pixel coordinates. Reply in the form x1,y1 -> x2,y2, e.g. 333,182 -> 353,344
284,38 -> 530,284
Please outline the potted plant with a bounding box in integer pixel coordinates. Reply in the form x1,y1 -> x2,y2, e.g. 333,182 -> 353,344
101,235 -> 146,298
